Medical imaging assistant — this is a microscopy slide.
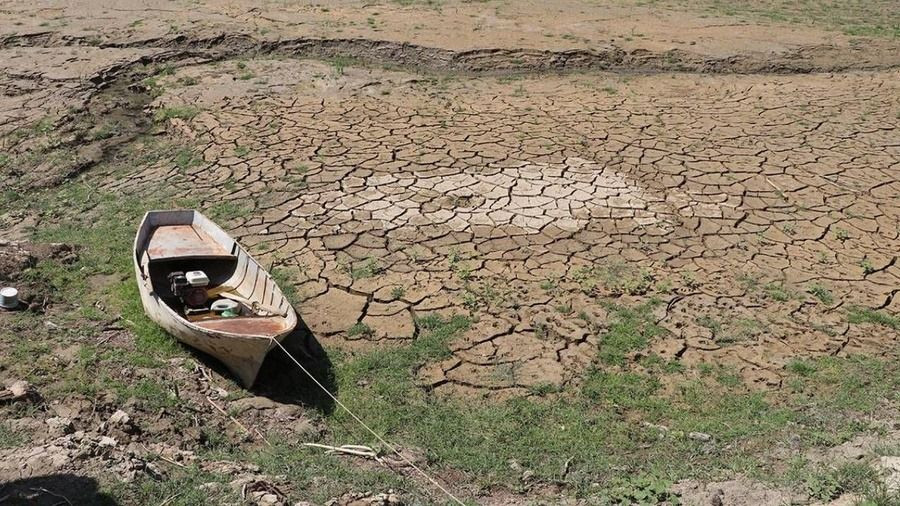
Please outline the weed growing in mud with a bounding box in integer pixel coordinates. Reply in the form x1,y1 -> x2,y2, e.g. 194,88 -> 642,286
390,286 -> 406,300
174,147 -> 202,171
88,121 -> 122,141
599,300 -> 665,365
107,466 -> 237,505
329,56 -> 358,76
207,200 -> 249,222
347,322 -> 374,338
0,422 -> 25,449
605,475 -> 679,505
807,284 -> 834,305
799,461 -> 881,501
859,258 -> 876,275
847,307 -> 899,330
571,262 -> 654,296
270,266 -> 300,306
348,257 -> 383,280
153,105 -> 199,123
763,282 -> 793,302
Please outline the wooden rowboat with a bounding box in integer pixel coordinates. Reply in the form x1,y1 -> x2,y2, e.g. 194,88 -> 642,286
133,210 -> 298,387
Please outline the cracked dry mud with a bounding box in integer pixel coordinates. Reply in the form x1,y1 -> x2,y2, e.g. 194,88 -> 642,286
90,58 -> 898,397
1,3 -> 899,401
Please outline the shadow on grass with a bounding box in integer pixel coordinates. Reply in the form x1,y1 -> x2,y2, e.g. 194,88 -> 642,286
252,316 -> 337,415
0,474 -> 117,505
177,315 -> 337,414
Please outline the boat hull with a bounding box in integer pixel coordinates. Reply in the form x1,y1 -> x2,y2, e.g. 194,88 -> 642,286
133,210 -> 298,387
137,287 -> 288,386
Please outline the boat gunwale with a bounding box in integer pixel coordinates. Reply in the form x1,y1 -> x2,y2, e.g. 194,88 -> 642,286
134,210 -> 298,342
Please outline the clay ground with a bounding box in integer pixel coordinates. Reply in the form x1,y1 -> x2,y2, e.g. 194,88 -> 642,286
1,1 -> 900,505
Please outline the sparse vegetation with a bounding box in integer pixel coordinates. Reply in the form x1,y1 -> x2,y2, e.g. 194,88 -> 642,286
807,284 -> 834,305
571,262 -> 654,296
347,322 -> 374,338
348,257 -> 383,280
390,286 -> 406,300
3,8 -> 900,504
153,105 -> 199,123
328,56 -> 358,75
763,281 -> 792,302
848,307 -> 899,330
681,0 -> 900,38
174,147 -> 202,170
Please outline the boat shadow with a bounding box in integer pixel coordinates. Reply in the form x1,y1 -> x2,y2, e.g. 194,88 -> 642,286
0,473 -> 118,505
252,317 -> 337,415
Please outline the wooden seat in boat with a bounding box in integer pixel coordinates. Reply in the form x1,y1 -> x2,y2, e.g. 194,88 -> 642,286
146,224 -> 232,262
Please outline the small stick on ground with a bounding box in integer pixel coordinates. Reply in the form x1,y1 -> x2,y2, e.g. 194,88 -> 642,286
303,442 -> 382,461
141,444 -> 185,468
206,396 -> 271,446
159,493 -> 181,506
30,487 -> 73,506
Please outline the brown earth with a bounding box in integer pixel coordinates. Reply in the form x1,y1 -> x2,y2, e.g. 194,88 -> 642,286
1,1 -> 899,504
104,59 -> 897,396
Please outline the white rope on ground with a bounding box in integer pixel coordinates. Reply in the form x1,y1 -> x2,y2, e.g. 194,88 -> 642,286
270,339 -> 466,506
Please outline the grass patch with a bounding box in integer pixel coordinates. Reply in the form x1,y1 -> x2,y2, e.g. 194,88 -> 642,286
106,466 -> 236,505
800,461 -> 881,501
174,147 -> 203,171
599,300 -> 666,365
848,307 -> 899,330
347,257 -> 384,280
678,0 -> 900,38
763,282 -> 792,302
0,422 -> 25,449
329,56 -> 358,75
347,322 -> 373,338
270,266 -> 300,306
807,284 -> 834,305
207,200 -> 250,222
153,105 -> 199,123
571,262 -> 654,296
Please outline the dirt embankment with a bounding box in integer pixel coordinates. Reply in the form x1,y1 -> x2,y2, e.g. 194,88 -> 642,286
3,31 -> 900,76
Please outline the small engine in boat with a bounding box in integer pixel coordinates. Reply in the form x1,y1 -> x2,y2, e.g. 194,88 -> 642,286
168,270 -> 209,307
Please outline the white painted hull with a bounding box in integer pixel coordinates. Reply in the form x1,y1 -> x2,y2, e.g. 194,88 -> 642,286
133,210 -> 298,387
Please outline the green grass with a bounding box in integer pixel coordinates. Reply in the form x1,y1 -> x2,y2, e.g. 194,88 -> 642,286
89,121 -> 122,141
807,284 -> 834,305
6,135 -> 900,503
329,56 -> 359,75
174,147 -> 202,171
258,312 -> 896,500
270,266 -> 301,306
153,105 -> 199,123
763,282 -> 792,302
848,308 -> 899,330
571,262 -> 654,296
106,466 -> 237,505
207,200 -> 250,222
348,257 -> 384,280
599,300 -> 666,365
669,0 -> 900,38
0,422 -> 25,449
347,322 -> 373,338
21,179 -> 196,362
113,378 -> 181,411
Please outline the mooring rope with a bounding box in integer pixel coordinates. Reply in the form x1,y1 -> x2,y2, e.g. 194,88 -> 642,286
270,339 -> 466,506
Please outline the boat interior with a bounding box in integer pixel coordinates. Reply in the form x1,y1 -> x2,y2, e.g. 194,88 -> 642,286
139,221 -> 294,338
